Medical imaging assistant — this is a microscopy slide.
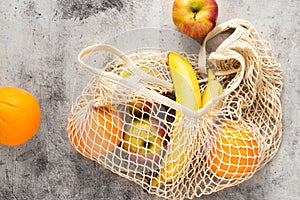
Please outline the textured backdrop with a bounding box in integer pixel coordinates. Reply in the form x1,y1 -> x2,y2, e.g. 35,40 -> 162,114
0,0 -> 299,199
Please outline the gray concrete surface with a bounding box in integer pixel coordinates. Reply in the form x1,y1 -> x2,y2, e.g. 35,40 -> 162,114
0,0 -> 299,199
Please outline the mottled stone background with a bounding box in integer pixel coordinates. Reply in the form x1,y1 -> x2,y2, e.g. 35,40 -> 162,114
0,0 -> 299,200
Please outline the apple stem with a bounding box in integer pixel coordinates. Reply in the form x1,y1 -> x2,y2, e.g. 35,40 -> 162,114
193,12 -> 197,19
190,3 -> 200,19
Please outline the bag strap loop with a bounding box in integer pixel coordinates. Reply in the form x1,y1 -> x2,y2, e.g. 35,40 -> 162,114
195,19 -> 251,115
76,19 -> 252,118
78,44 -> 173,89
198,18 -> 249,75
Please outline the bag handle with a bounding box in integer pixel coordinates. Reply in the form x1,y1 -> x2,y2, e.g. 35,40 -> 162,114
78,44 -> 173,89
76,20 -> 251,118
195,19 -> 250,115
198,18 -> 250,75
77,44 -> 202,117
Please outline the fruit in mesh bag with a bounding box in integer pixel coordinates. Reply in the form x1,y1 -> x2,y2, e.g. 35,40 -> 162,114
0,86 -> 41,146
126,97 -> 153,116
201,68 -> 223,109
208,120 -> 260,179
151,52 -> 201,186
69,105 -> 123,158
172,0 -> 218,38
122,118 -> 167,166
167,52 -> 201,109
121,65 -> 162,78
122,66 -> 165,115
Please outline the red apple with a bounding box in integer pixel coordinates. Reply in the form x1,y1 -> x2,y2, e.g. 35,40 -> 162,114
122,66 -> 164,116
128,98 -> 153,116
172,0 -> 218,38
122,118 -> 168,166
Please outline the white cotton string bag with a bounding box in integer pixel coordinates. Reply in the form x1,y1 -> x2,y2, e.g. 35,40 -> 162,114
67,19 -> 283,199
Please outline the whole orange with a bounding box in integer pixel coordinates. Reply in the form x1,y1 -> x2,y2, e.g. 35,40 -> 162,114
208,120 -> 260,179
0,86 -> 41,146
68,105 -> 123,158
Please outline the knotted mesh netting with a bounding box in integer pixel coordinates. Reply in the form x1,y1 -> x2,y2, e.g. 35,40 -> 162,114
67,19 -> 282,199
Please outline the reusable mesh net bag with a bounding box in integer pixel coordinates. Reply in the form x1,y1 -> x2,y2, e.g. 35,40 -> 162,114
67,19 -> 283,199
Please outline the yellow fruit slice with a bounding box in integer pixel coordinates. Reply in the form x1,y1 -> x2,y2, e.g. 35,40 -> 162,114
201,68 -> 223,109
151,52 -> 201,186
167,52 -> 201,110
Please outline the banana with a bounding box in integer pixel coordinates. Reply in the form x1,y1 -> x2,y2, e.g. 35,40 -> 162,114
151,52 -> 201,186
201,68 -> 223,109
167,52 -> 201,110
